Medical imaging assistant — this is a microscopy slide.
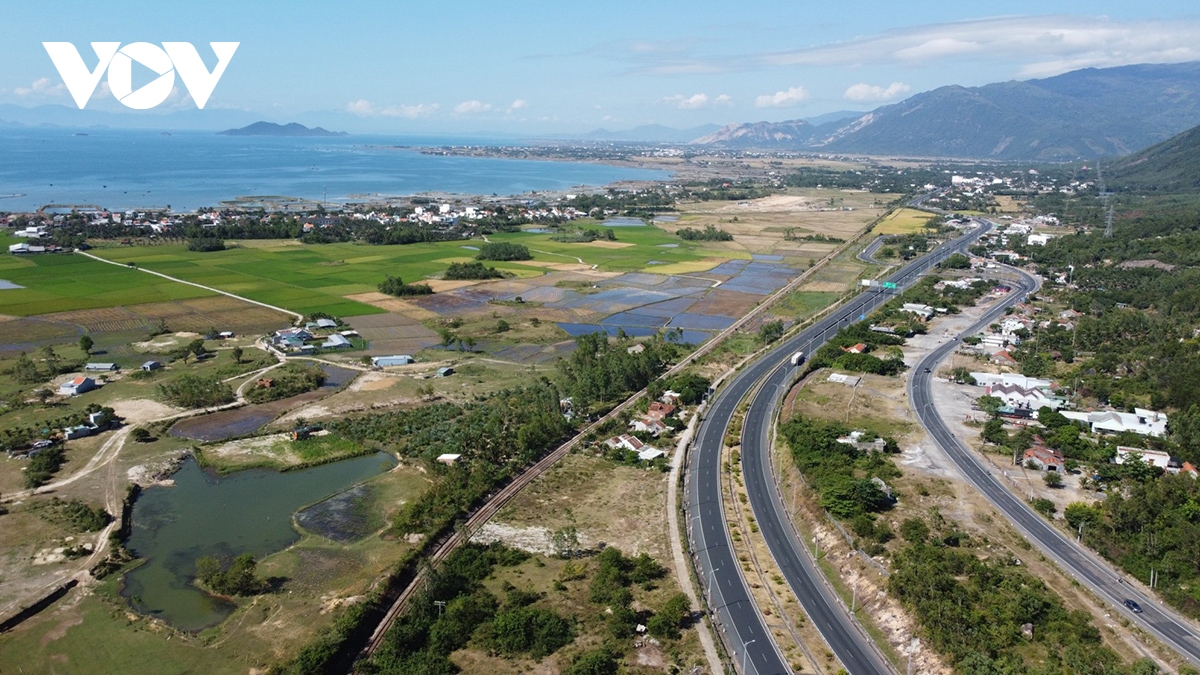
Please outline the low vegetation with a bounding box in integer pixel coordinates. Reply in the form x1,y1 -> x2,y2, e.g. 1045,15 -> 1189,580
156,373 -> 235,408
37,497 -> 112,531
890,515 -> 1161,675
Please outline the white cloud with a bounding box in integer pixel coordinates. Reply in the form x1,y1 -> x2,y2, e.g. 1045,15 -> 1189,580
347,99 -> 439,118
755,86 -> 809,108
764,15 -> 1200,77
660,93 -> 732,110
454,100 -> 492,115
661,93 -> 706,109
843,82 -> 912,102
14,76 -> 64,98
507,99 -> 528,113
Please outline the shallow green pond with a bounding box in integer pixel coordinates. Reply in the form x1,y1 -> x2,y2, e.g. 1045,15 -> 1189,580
121,452 -> 395,632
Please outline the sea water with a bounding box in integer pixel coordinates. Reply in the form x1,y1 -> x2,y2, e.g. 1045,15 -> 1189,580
0,129 -> 669,212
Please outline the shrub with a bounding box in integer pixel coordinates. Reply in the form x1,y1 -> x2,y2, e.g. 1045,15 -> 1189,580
157,374 -> 234,408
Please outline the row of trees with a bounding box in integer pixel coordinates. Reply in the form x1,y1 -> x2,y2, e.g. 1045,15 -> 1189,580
477,242 -> 532,261
676,224 -> 733,241
443,261 -> 506,280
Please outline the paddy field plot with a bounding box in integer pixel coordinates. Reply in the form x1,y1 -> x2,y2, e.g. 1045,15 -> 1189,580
872,207 -> 935,235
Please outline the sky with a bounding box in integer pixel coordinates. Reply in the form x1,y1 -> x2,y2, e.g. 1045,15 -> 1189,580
3,0 -> 1200,135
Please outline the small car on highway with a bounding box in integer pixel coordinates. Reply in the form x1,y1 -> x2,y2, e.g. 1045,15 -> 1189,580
1124,599 -> 1143,613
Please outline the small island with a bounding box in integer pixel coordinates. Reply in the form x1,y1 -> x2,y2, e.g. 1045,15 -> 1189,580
218,121 -> 347,137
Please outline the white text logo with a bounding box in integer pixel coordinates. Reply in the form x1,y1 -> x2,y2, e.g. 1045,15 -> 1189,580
42,42 -> 239,110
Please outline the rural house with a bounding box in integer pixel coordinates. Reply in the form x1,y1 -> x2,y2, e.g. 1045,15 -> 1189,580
59,376 -> 96,396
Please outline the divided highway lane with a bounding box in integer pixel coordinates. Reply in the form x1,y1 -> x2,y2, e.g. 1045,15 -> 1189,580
687,222 -> 988,674
910,269 -> 1200,668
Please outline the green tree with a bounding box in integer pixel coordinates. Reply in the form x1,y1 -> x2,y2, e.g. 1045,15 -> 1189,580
977,395 -> 1004,417
131,427 -> 152,443
758,319 -> 785,344
78,334 -> 94,356
231,346 -> 244,364
1043,471 -> 1064,488
981,418 -> 1008,445
13,352 -> 41,383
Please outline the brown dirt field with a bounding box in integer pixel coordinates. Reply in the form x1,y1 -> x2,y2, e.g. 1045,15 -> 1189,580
495,453 -> 672,562
33,297 -> 290,337
0,316 -> 79,348
585,240 -> 635,249
423,279 -> 483,293
688,289 -> 761,318
344,293 -> 441,318
794,281 -> 846,293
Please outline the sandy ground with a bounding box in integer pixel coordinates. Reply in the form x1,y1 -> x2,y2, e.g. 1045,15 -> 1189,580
469,522 -> 591,557
108,398 -> 184,425
207,433 -> 295,463
130,331 -> 202,352
716,195 -> 814,212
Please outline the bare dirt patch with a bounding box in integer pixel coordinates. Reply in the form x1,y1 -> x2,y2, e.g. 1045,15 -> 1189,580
585,240 -> 635,249
423,279 -> 484,293
206,433 -> 295,464
108,398 -> 183,424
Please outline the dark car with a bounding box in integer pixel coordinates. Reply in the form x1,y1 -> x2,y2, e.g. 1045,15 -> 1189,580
1124,599 -> 1143,613
924,367 -> 932,373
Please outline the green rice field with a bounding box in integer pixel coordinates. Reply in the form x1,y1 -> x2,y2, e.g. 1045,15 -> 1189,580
0,240 -> 214,316
0,224 -> 724,318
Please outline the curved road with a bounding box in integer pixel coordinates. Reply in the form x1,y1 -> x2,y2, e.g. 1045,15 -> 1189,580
909,268 -> 1200,668
856,236 -> 888,265
687,222 -> 989,674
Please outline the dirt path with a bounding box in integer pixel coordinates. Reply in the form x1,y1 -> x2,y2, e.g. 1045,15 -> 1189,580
666,410 -> 724,674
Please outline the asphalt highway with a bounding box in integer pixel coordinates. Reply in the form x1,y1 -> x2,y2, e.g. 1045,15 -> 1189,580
686,222 -> 988,674
909,267 -> 1200,668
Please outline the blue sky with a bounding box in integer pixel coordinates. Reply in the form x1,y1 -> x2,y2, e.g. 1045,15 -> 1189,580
4,0 -> 1200,134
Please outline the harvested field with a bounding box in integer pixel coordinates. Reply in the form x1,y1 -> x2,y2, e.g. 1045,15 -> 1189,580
688,289 -> 762,318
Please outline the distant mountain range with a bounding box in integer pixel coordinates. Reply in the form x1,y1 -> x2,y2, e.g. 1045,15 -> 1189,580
218,121 -> 346,137
1110,122 -> 1200,192
686,62 -> 1200,160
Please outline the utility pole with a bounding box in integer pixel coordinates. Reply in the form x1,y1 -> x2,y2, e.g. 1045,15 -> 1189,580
434,600 -> 446,617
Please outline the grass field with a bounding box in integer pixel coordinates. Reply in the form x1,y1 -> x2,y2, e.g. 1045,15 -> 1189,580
872,208 -> 935,235
0,243 -> 214,317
